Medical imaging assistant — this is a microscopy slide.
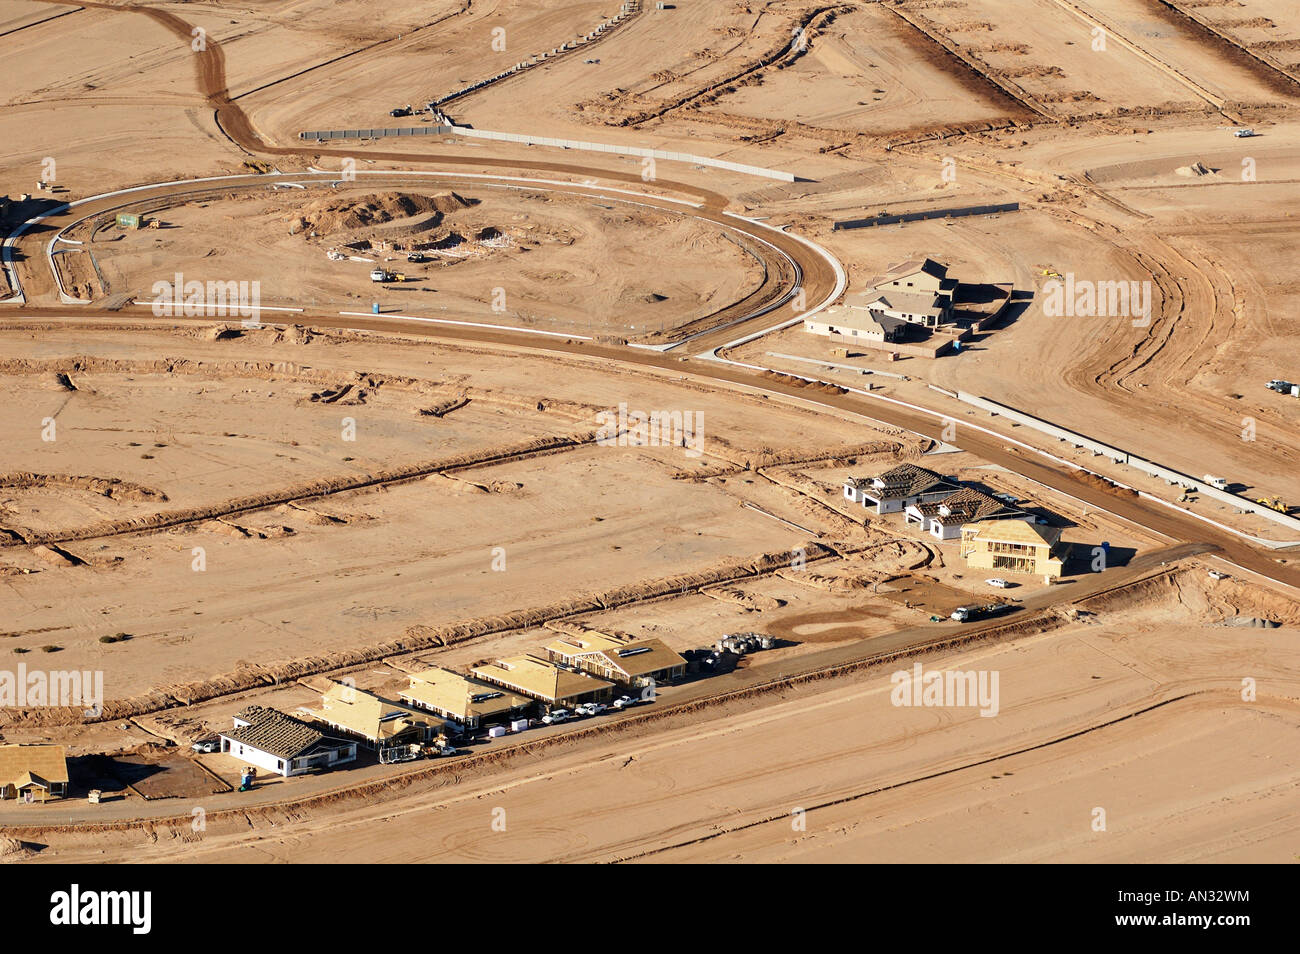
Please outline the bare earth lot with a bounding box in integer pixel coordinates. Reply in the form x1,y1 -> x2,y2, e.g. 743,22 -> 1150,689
1,0 -> 1298,864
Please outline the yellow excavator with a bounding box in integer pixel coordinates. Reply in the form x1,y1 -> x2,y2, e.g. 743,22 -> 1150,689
1256,496 -> 1287,513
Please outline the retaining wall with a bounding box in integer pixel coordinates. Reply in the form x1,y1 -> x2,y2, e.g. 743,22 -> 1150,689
952,392 -> 1300,533
833,202 -> 1020,230
297,124 -> 796,182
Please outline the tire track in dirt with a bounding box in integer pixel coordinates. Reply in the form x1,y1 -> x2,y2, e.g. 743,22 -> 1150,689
0,430 -> 596,546
607,4 -> 848,127
605,689 -> 1215,862
41,0 -> 735,210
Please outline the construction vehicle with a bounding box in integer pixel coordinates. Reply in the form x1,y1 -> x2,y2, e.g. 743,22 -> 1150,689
389,105 -> 413,118
369,267 -> 393,282
1203,474 -> 1228,490
1256,496 -> 1287,513
1266,379 -> 1294,393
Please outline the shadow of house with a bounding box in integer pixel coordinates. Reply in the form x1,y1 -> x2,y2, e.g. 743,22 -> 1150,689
1063,542 -> 1137,574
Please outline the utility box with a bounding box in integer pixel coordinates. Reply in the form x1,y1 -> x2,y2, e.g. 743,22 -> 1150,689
487,725 -> 507,738
510,718 -> 530,733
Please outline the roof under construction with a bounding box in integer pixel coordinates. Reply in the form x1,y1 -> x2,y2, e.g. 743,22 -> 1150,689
0,744 -> 68,788
916,488 -> 1023,524
963,518 -> 1062,546
544,632 -> 686,678
301,683 -> 441,743
472,654 -> 614,703
401,667 -> 530,720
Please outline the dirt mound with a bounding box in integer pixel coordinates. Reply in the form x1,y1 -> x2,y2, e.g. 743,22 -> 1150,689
0,473 -> 167,503
1175,161 -> 1216,178
775,570 -> 869,592
31,544 -> 85,566
701,585 -> 786,611
293,191 -> 472,237
757,369 -> 847,395
1075,470 -> 1137,498
0,838 -> 34,862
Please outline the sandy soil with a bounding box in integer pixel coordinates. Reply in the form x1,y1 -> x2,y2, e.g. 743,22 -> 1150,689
85,183 -> 764,335
2,0 -> 1298,865
16,577 -> 1300,862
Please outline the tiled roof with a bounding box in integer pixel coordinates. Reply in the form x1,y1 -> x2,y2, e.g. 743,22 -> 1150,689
930,488 -> 1022,524
863,289 -> 946,317
223,706 -> 331,761
870,463 -> 955,497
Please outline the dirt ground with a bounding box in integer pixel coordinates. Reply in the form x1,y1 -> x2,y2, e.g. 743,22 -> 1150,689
15,574 -> 1300,862
1,0 -> 1298,864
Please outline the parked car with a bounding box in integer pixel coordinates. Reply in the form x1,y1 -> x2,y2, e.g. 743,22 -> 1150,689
541,708 -> 571,725
1207,570 -> 1229,580
390,105 -> 412,117
190,739 -> 219,753
612,695 -> 639,710
985,578 -> 1010,589
370,267 -> 392,282
406,251 -> 426,263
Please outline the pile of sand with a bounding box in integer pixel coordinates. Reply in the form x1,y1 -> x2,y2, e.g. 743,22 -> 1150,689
290,191 -> 473,236
1175,161 -> 1215,178
0,838 -> 34,862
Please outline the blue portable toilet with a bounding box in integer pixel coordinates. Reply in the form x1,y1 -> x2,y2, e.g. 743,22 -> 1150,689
372,302 -> 380,315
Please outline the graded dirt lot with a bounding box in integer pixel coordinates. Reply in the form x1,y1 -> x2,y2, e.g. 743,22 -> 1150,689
16,576 -> 1300,862
1,0 -> 1298,865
